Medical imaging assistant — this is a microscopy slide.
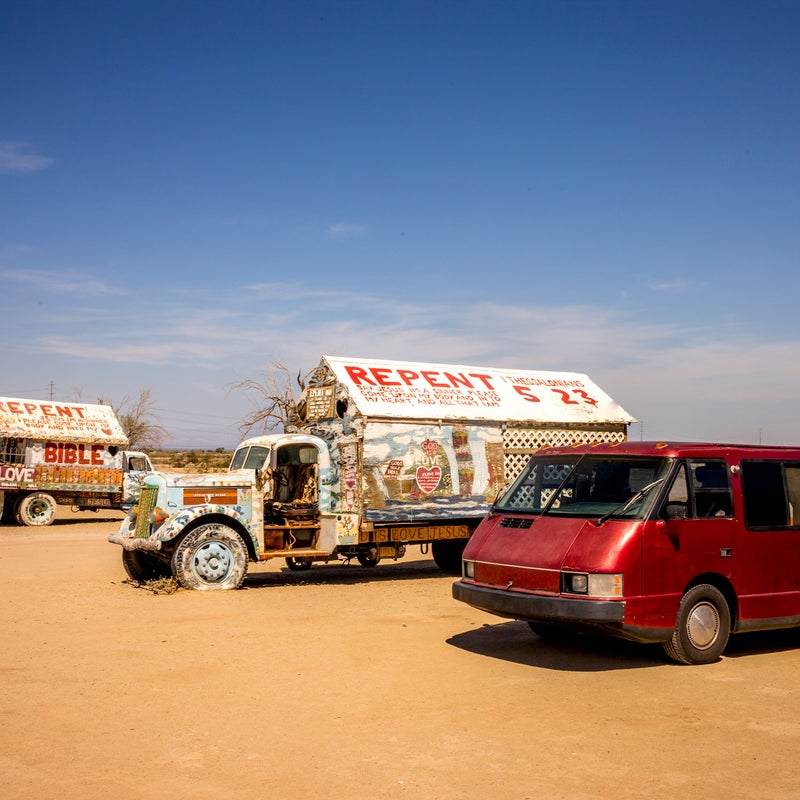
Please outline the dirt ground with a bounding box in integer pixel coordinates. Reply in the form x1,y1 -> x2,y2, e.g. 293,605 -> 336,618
2,509 -> 800,800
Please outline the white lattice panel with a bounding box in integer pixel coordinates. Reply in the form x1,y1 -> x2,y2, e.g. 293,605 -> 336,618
502,424 -> 627,482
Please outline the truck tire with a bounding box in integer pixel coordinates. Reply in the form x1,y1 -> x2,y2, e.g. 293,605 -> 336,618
286,556 -> 313,571
122,549 -> 172,582
356,547 -> 380,567
431,539 -> 467,575
15,492 -> 57,527
662,584 -> 731,665
171,522 -> 248,591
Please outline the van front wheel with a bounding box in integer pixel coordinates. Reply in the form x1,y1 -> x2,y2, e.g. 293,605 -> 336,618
663,584 -> 730,665
172,523 -> 248,590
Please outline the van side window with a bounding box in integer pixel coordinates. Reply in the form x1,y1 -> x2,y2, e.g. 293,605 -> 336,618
689,460 -> 733,518
741,460 -> 800,529
663,464 -> 690,519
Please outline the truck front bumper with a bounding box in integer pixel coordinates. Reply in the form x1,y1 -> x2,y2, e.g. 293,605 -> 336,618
108,532 -> 163,552
452,580 -> 626,623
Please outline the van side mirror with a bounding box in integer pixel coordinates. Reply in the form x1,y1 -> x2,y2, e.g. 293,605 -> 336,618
665,502 -> 688,520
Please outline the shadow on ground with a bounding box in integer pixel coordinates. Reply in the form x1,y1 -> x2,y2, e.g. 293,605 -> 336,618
243,557 -> 452,589
447,619 -> 800,672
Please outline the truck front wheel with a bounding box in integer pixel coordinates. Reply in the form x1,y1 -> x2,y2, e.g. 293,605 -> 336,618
431,540 -> 467,575
171,523 -> 249,591
15,492 -> 57,526
122,549 -> 172,582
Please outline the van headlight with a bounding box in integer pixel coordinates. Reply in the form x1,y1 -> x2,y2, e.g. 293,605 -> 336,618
562,572 -> 623,597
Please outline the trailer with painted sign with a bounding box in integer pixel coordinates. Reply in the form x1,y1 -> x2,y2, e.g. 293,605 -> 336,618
109,355 -> 635,589
0,397 -> 153,526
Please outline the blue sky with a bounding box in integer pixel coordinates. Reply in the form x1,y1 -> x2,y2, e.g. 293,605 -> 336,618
2,0 -> 799,448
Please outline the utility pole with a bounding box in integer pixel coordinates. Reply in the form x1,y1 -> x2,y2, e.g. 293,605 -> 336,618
49,380 -> 55,401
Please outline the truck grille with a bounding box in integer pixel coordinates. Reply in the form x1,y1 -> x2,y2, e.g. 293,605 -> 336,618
135,486 -> 159,538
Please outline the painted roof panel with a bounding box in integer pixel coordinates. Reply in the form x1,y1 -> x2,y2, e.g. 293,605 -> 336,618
321,356 -> 636,424
0,398 -> 128,445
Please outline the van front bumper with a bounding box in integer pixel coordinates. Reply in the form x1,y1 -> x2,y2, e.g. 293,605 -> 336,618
452,580 -> 625,623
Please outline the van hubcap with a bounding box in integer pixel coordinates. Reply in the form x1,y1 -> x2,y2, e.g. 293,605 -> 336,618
687,601 -> 720,649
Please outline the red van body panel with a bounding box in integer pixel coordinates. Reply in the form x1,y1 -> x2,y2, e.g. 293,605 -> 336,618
454,441 -> 800,659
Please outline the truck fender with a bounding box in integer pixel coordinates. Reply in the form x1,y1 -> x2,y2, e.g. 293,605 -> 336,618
153,504 -> 259,557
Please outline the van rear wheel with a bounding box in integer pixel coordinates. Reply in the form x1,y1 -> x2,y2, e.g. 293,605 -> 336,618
663,584 -> 730,665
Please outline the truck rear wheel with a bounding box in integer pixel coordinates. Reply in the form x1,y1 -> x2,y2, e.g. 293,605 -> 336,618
15,492 -> 57,526
286,556 -> 313,571
171,522 -> 249,591
122,549 -> 172,582
431,539 -> 467,575
356,547 -> 380,567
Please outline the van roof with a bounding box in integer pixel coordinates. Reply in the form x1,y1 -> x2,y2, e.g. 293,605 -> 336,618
537,440 -> 800,459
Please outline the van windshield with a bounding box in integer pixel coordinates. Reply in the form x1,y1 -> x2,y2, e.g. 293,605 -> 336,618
495,454 -> 672,519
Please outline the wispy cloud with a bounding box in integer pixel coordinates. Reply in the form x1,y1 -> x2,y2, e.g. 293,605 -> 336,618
0,269 -> 129,296
649,277 -> 699,293
0,141 -> 54,174
325,222 -> 366,239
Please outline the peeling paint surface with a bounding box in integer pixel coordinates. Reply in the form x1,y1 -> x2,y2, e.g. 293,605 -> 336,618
0,398 -> 127,444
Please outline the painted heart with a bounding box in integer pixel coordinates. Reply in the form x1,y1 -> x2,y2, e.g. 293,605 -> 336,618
101,428 -> 113,435
416,466 -> 441,494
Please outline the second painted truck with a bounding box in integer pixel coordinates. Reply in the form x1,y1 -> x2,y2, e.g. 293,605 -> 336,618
109,355 -> 635,589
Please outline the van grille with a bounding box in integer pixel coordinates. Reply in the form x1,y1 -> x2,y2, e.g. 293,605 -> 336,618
499,517 -> 533,529
135,486 -> 159,538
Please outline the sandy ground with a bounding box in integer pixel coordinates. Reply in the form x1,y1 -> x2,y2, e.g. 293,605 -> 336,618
2,508 -> 800,800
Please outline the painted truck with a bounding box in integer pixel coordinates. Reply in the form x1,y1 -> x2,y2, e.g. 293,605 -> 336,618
0,397 -> 153,526
108,355 -> 635,589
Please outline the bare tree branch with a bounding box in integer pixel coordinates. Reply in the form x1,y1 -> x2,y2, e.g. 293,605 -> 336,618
100,389 -> 169,450
229,362 -> 308,436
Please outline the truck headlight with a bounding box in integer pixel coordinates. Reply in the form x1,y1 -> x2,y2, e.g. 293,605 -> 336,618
463,560 -> 475,579
563,572 -> 623,597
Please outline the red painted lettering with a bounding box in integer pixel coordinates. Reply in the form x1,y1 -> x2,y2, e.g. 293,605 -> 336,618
444,372 -> 473,389
7,402 -> 21,413
44,443 -> 59,463
468,373 -> 495,390
78,444 -> 90,465
41,405 -> 55,416
513,386 -> 541,403
24,403 -> 37,414
397,370 -> 419,385
369,368 -> 401,387
421,370 -> 449,388
64,443 -> 77,464
551,389 -> 579,405
345,366 -> 375,386
92,444 -> 103,465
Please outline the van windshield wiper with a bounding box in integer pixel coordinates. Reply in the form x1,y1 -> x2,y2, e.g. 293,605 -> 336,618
594,478 -> 665,527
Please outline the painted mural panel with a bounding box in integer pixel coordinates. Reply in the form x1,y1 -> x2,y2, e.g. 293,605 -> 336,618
361,421 -> 505,522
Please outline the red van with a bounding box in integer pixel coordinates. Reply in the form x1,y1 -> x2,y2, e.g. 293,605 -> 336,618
453,441 -> 800,664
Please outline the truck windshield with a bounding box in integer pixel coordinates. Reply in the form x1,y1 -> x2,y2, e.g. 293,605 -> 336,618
495,454 -> 671,519
229,445 -> 270,471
